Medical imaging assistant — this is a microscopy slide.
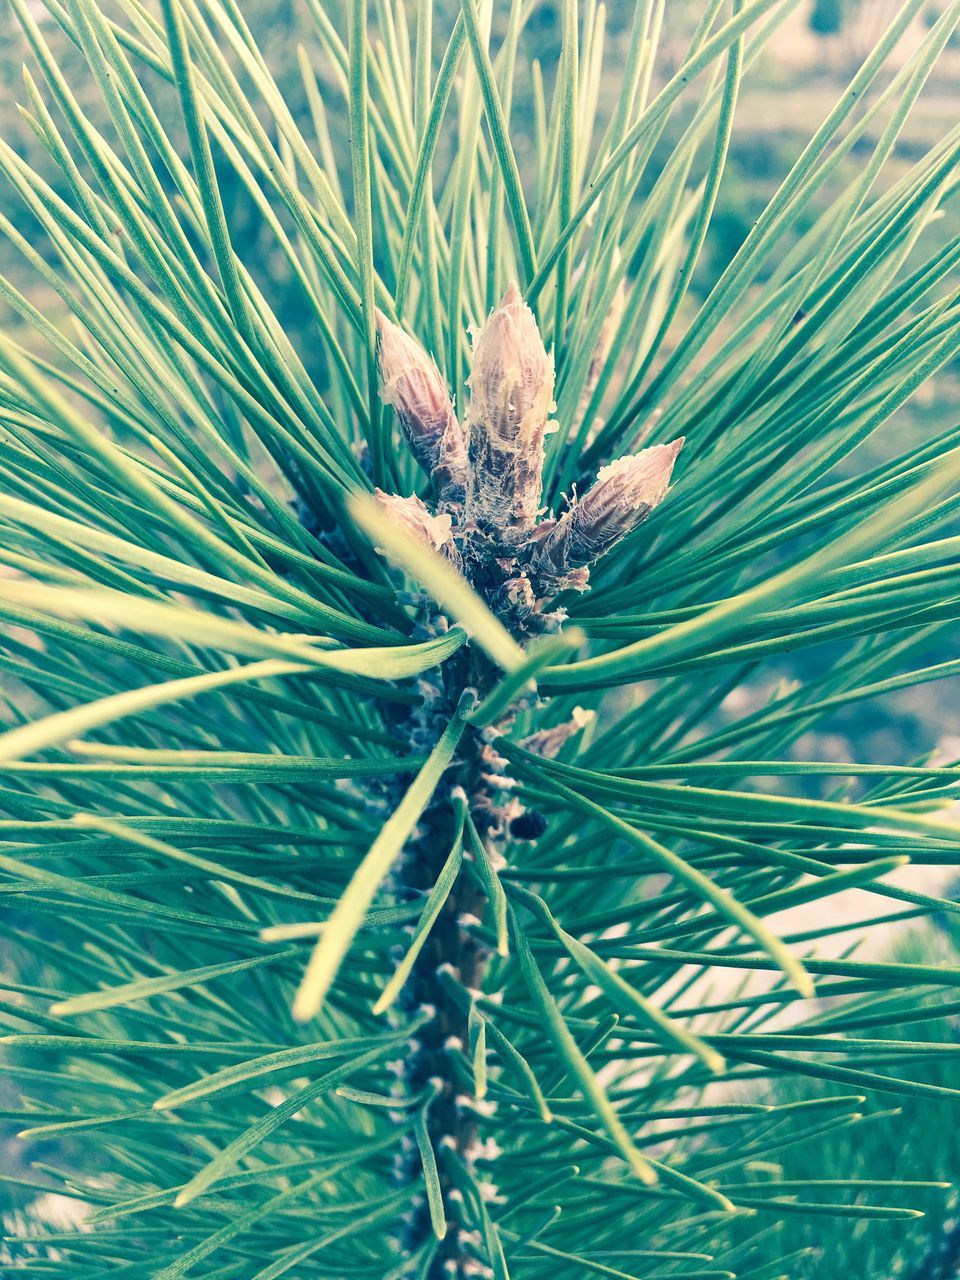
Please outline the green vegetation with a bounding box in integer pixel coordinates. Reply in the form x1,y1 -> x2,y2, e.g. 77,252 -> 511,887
0,2 -> 959,1278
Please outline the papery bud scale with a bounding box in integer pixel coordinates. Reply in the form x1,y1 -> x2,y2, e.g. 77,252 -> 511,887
465,283 -> 555,540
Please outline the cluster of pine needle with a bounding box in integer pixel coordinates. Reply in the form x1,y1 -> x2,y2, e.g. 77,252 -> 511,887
1,1 -> 960,1278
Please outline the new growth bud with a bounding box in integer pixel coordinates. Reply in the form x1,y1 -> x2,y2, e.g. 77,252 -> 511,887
533,438 -> 683,591
376,311 -> 467,504
370,296 -> 676,619
373,489 -> 462,568
465,283 -> 556,539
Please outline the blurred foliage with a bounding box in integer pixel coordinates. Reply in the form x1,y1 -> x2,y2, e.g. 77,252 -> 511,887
0,3 -> 959,1278
811,0 -> 852,35
732,913 -> 960,1278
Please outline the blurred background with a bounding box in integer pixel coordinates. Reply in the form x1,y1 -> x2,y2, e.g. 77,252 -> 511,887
0,2 -> 958,1275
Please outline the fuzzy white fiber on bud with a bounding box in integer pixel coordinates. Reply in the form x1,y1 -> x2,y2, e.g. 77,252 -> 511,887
465,282 -> 555,539
521,706 -> 595,759
533,438 -> 683,589
373,489 -> 461,567
376,311 -> 467,503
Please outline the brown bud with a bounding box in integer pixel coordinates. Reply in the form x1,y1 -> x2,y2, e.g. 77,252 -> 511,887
521,707 -> 595,759
533,438 -> 683,590
489,574 -> 536,624
376,311 -> 467,504
373,489 -> 462,569
465,282 -> 555,539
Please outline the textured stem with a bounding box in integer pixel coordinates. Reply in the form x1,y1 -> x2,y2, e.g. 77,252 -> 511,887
387,634 -> 500,1277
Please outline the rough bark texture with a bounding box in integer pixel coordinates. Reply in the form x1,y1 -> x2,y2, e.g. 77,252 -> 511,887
384,621 -> 506,1278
